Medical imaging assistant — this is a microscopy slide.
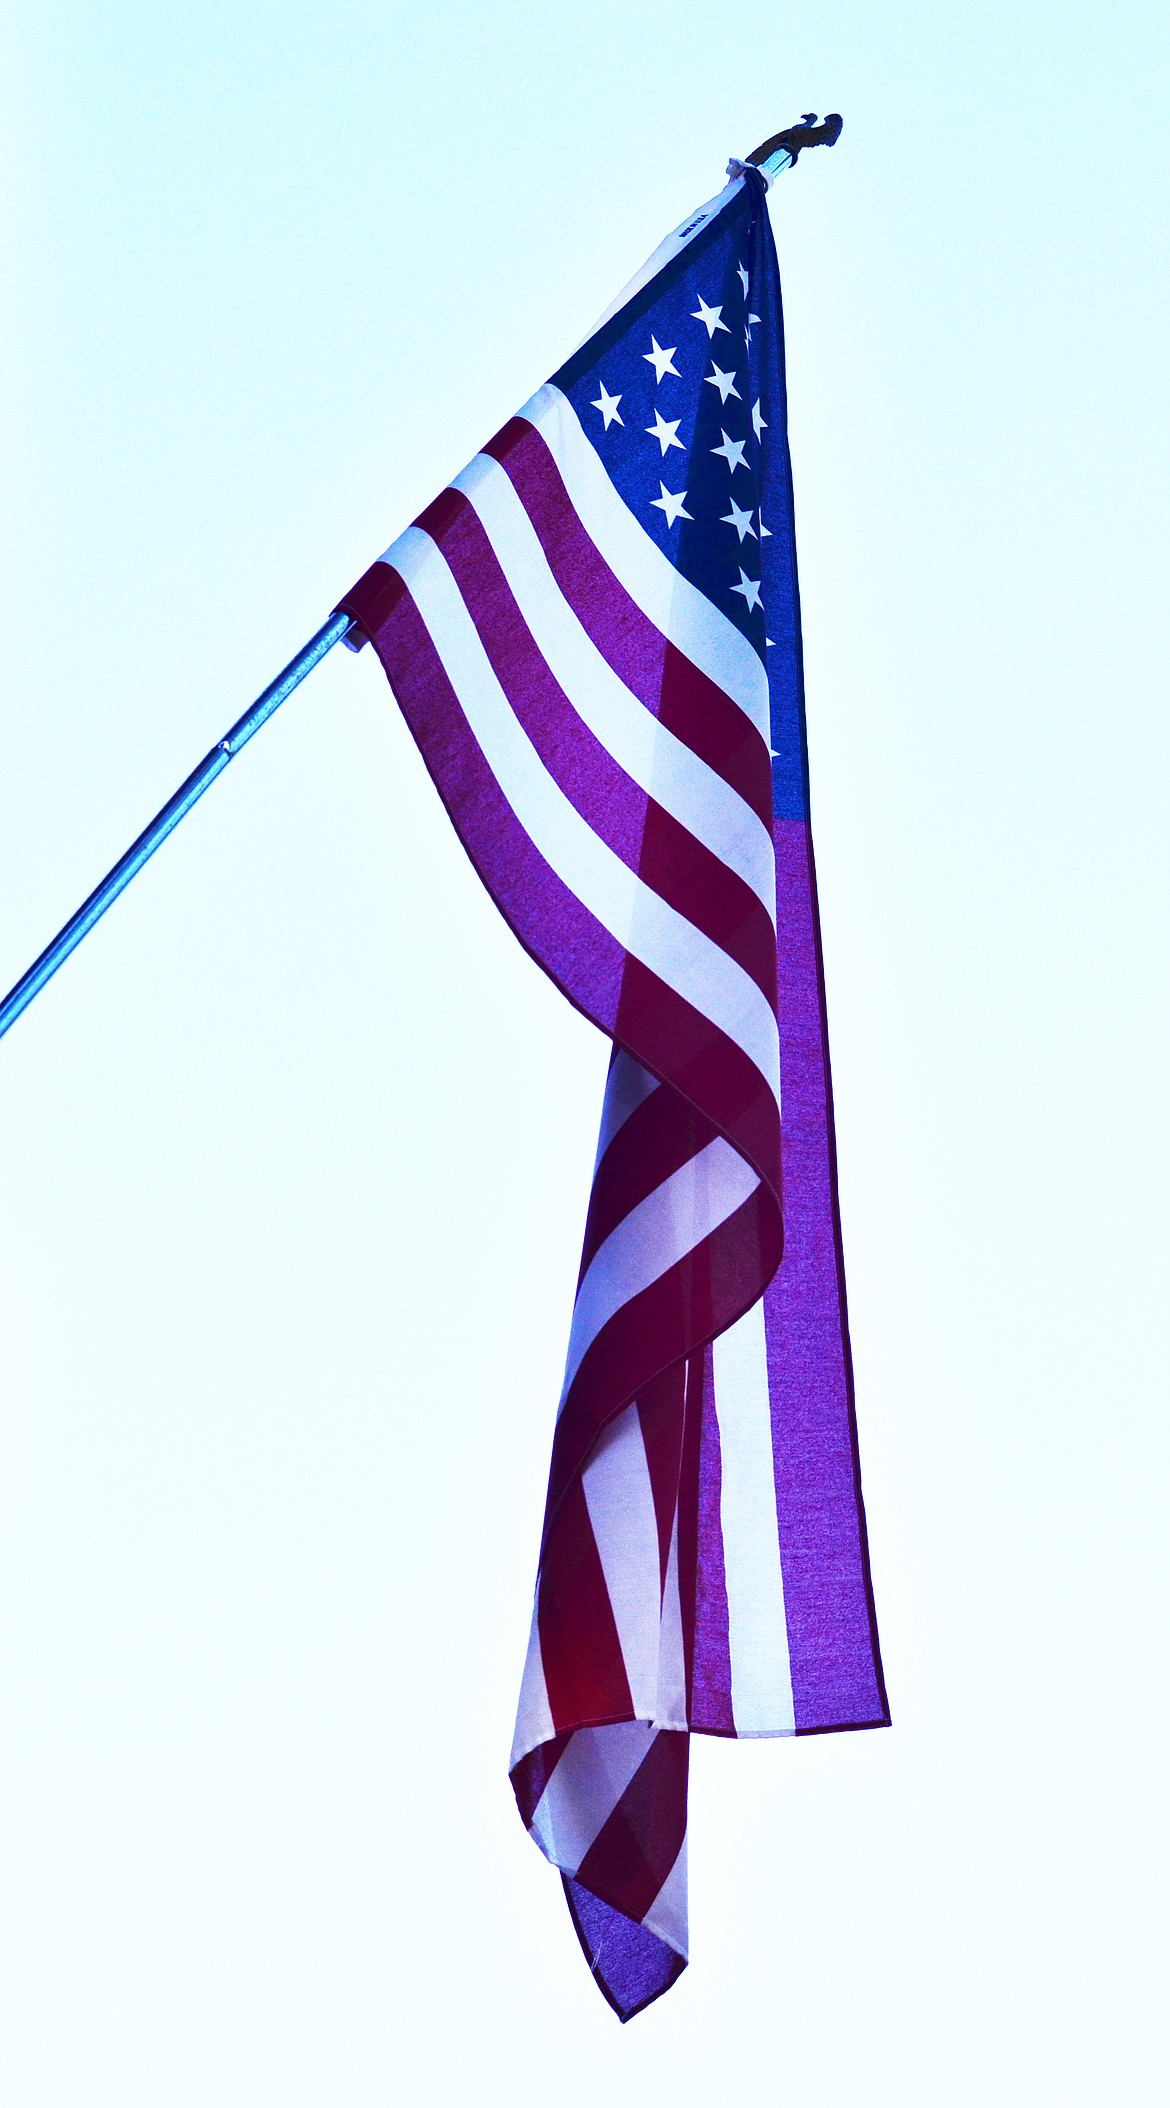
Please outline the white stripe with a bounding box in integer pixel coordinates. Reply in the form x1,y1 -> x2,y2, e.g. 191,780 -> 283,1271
579,177 -> 744,343
655,1507 -> 688,1730
528,1722 -> 656,1874
713,1296 -> 795,1733
510,1605 -> 556,1769
593,1051 -> 660,1173
518,384 -> 771,743
389,527 -> 781,1102
451,450 -> 777,919
561,1136 -> 758,1402
581,1403 -> 662,1716
642,1833 -> 688,1958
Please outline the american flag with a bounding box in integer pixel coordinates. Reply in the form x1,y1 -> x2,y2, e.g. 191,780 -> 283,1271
338,164 -> 888,2020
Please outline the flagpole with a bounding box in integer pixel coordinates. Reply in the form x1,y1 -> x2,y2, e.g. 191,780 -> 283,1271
0,111 -> 843,1050
0,610 -> 352,1044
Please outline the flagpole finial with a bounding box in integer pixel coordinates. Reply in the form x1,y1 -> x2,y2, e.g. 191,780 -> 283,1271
748,113 -> 843,166
730,113 -> 843,185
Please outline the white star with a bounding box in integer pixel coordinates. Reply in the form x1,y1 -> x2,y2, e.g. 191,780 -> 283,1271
752,398 -> 767,439
711,429 -> 749,472
691,293 -> 730,338
650,481 -> 692,526
705,361 -> 741,405
731,568 -> 762,612
721,497 -> 757,542
645,408 -> 684,455
758,514 -> 772,538
737,261 -> 750,298
744,311 -> 761,344
643,336 -> 680,382
590,383 -> 623,429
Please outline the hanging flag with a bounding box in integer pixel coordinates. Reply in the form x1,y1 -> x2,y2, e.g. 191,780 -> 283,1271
337,161 -> 888,2020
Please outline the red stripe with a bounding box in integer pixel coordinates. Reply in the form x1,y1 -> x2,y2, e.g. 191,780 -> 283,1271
483,418 -> 775,831
676,1351 -> 705,1717
615,958 -> 783,1200
578,1084 -> 717,1282
413,490 -> 777,1002
545,1185 -> 781,1530
511,1735 -> 571,1829
635,1363 -> 688,1594
337,560 -> 405,639
538,1479 -> 634,1731
687,1340 -> 736,1735
573,1730 -> 689,1928
636,799 -> 777,1003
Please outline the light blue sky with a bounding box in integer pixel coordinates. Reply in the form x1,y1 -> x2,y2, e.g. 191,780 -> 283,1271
3,4 -> 1168,2102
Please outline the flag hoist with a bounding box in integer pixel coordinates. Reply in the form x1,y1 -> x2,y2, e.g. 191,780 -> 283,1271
0,114 -> 888,2019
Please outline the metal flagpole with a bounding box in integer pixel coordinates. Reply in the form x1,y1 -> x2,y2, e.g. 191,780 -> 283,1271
0,112 -> 841,1051
0,611 -> 352,1044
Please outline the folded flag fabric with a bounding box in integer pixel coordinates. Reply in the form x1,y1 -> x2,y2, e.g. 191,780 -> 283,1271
338,164 -> 889,2021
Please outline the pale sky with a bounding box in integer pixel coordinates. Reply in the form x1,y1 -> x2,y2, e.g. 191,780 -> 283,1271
2,4 -> 1168,2103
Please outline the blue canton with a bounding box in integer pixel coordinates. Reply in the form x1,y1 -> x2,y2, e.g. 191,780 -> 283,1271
552,174 -> 808,823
